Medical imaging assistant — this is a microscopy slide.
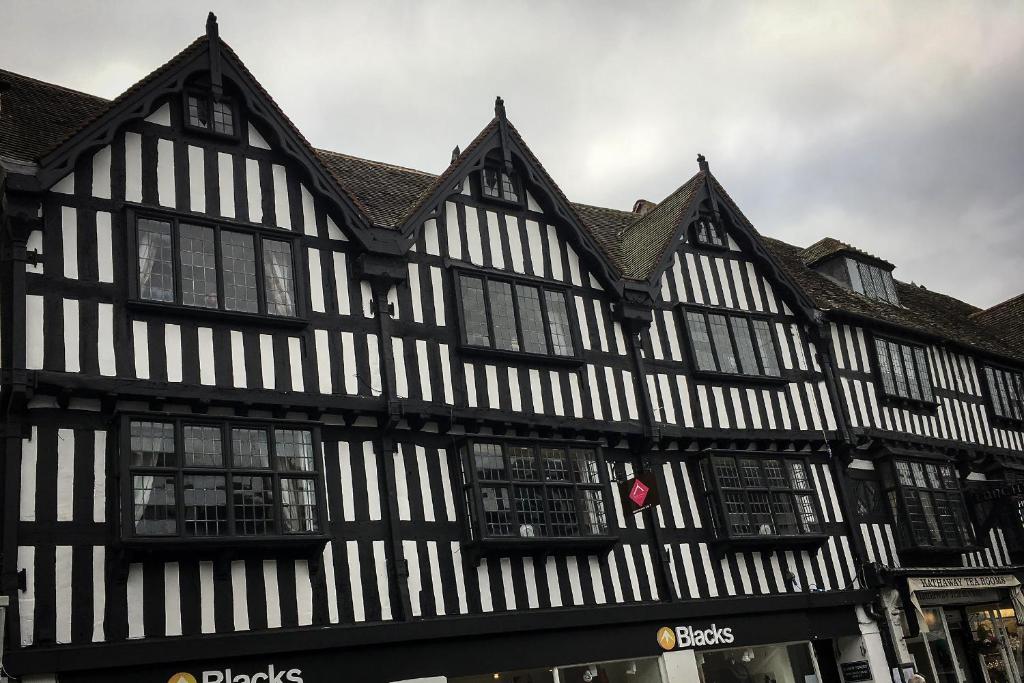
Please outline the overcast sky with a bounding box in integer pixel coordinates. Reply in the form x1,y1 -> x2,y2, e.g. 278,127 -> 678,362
2,1 -> 1022,308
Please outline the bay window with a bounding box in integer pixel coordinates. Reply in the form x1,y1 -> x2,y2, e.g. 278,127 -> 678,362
122,416 -> 325,545
983,365 -> 1024,424
882,457 -> 973,552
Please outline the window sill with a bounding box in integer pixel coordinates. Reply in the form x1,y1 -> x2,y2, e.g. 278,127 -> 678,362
126,299 -> 309,330
878,394 -> 939,412
466,534 -> 618,555
712,533 -> 829,550
120,533 -> 329,559
692,369 -> 790,386
459,343 -> 584,368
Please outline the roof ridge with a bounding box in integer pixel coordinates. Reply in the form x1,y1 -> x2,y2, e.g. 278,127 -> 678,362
972,292 -> 1024,317
0,67 -> 111,103
315,148 -> 437,179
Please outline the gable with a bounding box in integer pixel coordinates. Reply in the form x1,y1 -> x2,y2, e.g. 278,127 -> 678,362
31,31 -> 378,251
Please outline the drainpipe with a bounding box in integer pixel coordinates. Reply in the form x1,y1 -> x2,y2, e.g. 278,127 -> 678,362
617,281 -> 676,602
357,252 -> 412,622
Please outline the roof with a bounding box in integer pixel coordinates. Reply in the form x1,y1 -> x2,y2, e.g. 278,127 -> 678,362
800,236 -> 895,270
765,237 -> 1024,363
0,68 -> 110,162
1,57 -> 1020,365
971,294 -> 1024,358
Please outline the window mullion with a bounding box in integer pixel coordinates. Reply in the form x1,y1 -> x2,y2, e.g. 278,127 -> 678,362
224,422 -> 236,537
171,219 -> 183,306
213,226 -> 226,312
175,419 -> 185,538
269,427 -> 282,537
704,312 -> 720,371
510,281 -> 525,352
481,276 -> 497,348
254,234 -> 268,316
537,288 -> 553,355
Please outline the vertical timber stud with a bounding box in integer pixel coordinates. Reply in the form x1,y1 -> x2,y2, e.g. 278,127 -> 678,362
617,283 -> 676,602
0,179 -> 40,650
356,252 -> 412,621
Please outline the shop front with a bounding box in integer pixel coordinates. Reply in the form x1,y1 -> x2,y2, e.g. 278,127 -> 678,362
25,600 -> 867,683
883,573 -> 1024,683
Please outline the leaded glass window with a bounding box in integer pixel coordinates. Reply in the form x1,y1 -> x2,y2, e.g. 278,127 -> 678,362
874,338 -> 935,402
885,457 -> 972,551
685,310 -> 781,378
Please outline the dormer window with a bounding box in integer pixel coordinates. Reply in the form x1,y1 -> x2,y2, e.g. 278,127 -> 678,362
692,215 -> 727,248
185,92 -> 236,137
982,365 -> 1024,424
847,258 -> 898,305
480,167 -> 519,204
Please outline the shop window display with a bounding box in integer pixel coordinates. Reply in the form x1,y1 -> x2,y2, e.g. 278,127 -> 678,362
449,657 -> 666,683
697,643 -> 819,683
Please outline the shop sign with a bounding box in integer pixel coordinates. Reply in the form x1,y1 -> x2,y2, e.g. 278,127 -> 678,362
656,624 -> 734,650
619,472 -> 659,514
168,666 -> 303,683
907,574 -> 1024,625
839,660 -> 872,683
967,480 -> 1024,503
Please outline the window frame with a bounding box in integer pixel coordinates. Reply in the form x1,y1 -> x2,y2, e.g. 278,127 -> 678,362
126,207 -> 307,327
182,90 -> 241,141
869,333 -> 937,408
689,213 -> 730,250
679,306 -> 787,384
880,454 -> 976,554
476,164 -> 521,207
453,267 -> 583,365
981,363 -> 1024,427
846,257 -> 899,305
459,436 -> 617,553
118,414 -> 328,549
702,452 -> 828,547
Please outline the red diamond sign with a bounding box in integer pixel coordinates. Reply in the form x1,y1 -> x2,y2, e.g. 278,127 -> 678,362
629,479 -> 650,507
619,472 -> 659,514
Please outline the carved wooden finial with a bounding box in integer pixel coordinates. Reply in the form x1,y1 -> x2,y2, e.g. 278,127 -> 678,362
451,146 -> 461,164
697,153 -> 709,172
494,96 -> 506,119
207,11 -> 223,99
206,12 -> 219,39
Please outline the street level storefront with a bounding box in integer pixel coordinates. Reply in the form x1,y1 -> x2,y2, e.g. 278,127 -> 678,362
6,597 -> 872,683
882,571 -> 1024,683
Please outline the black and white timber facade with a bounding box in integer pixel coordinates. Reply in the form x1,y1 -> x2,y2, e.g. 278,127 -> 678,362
0,15 -> 1022,683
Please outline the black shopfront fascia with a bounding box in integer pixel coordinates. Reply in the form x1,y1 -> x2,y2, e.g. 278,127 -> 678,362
22,591 -> 869,683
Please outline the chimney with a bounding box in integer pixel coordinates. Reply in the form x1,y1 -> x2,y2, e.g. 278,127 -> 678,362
632,199 -> 656,216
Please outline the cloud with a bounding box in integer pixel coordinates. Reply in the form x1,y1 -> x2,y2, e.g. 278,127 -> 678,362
1,0 -> 1021,306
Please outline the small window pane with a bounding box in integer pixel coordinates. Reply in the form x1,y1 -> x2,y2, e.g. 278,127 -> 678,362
473,443 -> 506,480
579,489 -> 607,535
262,240 -> 296,317
211,100 -> 234,135
500,172 -> 519,203
513,486 -> 546,537
460,276 -> 490,347
722,491 -> 751,535
686,312 -> 717,371
875,339 -> 896,395
752,320 -> 780,376
713,456 -> 741,488
179,224 -> 218,308
763,459 -> 787,488
544,290 -> 575,356
889,342 -> 909,398
548,486 -> 579,536
914,348 -> 934,402
232,475 -> 275,535
221,231 -> 258,313
795,494 -> 820,533
542,448 -> 570,481
739,458 -> 765,487
902,346 -> 922,400
275,429 -> 314,472
771,492 -> 799,535
130,421 -> 176,467
232,428 -> 270,468
187,95 -> 209,129
730,317 -> 758,375
787,461 -> 811,489
488,281 -> 518,351
481,486 -> 513,536
183,475 -> 228,536
708,314 -> 738,373
881,271 -> 899,304
481,169 -> 501,198
281,478 -> 319,533
895,460 -> 914,486
138,219 -> 174,302
183,425 -> 222,467
569,449 -> 601,484
748,491 -> 775,535
133,474 -> 177,535
508,446 -> 537,480
515,285 -> 547,354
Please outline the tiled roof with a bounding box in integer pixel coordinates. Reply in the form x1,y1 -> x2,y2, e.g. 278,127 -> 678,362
765,237 -> 1024,363
800,236 -> 895,270
0,68 -> 110,162
618,172 -> 704,280
2,58 -> 1019,365
315,148 -> 436,229
971,294 -> 1024,357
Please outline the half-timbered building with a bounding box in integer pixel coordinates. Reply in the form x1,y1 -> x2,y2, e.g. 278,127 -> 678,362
0,14 -> 1020,683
